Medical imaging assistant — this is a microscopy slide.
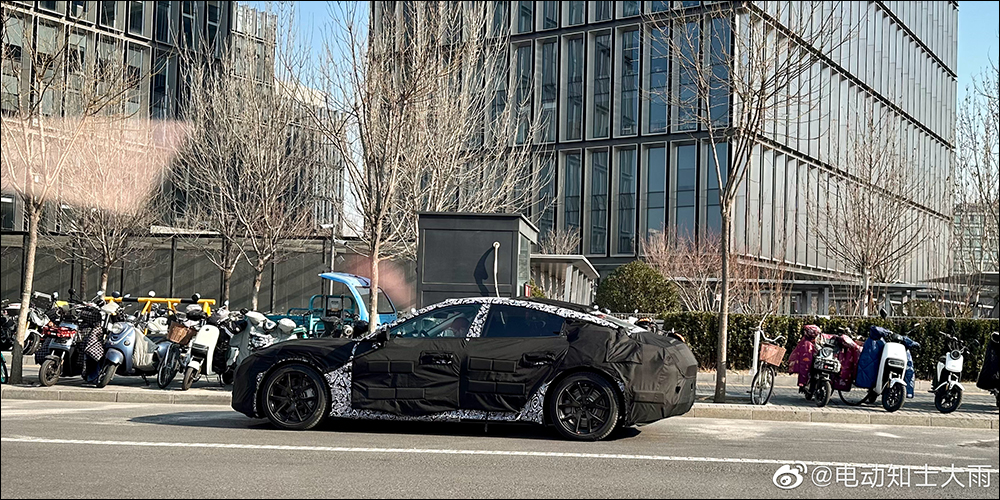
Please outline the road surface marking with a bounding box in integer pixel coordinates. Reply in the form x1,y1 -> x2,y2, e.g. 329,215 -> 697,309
2,437 -> 996,474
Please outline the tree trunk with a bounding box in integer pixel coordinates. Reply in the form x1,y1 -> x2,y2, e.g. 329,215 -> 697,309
222,267 -> 234,305
714,209 -> 733,404
11,202 -> 42,385
100,264 -> 111,296
79,260 -> 88,298
860,269 -> 871,317
252,265 -> 264,311
368,240 -> 381,334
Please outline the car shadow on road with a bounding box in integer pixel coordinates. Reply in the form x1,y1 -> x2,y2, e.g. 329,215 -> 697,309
129,411 -> 643,442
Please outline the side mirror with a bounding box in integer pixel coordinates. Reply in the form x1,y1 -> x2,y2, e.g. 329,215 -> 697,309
68,288 -> 77,298
375,329 -> 389,343
410,308 -> 417,315
52,292 -> 59,300
149,291 -> 156,297
879,308 -> 888,319
112,291 -> 122,299
192,293 -> 202,302
124,294 -> 131,299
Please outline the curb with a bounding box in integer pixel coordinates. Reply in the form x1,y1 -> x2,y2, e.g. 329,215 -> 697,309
1,385 -> 230,406
681,403 -> 999,430
3,386 -> 997,430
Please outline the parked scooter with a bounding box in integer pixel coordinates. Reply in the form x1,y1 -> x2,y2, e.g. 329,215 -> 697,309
931,328 -> 978,414
2,292 -> 56,355
96,293 -> 175,389
845,320 -> 921,412
37,290 -> 106,387
223,310 -> 294,381
180,303 -> 231,391
976,332 -> 1000,410
157,302 -> 206,389
789,325 -> 842,408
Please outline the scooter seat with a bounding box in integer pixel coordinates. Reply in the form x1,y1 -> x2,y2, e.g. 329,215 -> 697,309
147,335 -> 167,344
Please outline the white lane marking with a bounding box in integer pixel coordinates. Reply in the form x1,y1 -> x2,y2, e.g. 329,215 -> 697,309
1,405 -> 128,417
2,437 -> 996,474
873,432 -> 903,439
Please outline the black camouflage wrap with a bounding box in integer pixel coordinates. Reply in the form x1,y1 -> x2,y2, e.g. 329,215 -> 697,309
232,298 -> 697,427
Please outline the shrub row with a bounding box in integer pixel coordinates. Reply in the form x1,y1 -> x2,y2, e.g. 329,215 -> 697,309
659,312 -> 1000,382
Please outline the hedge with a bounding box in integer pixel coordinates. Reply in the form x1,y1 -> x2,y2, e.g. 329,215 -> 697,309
659,312 -> 1000,382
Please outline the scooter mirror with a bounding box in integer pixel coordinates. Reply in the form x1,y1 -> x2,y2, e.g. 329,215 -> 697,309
879,308 -> 888,319
97,290 -> 105,299
52,292 -> 59,300
124,294 -> 131,299
192,293 -> 202,302
112,291 -> 122,299
149,291 -> 156,297
224,300 -> 230,307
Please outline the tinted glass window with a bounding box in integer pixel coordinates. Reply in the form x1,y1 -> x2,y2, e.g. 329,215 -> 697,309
483,305 -> 565,338
390,305 -> 481,339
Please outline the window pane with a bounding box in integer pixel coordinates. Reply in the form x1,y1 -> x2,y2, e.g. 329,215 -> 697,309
568,1 -> 585,26
651,1 -> 670,12
483,305 -> 565,338
649,26 -> 669,133
542,1 -> 559,29
155,1 -> 171,43
492,1 -> 510,37
618,149 -> 637,254
646,146 -> 666,237
590,150 -> 609,254
706,142 -> 728,235
515,44 -> 532,145
390,305 -> 482,339
708,17 -> 731,127
620,28 -> 640,135
540,40 -> 558,143
101,1 -> 117,27
537,156 -> 556,239
592,33 -> 611,139
622,1 -> 640,17
517,1 -> 532,34
565,37 -> 584,141
129,1 -> 144,34
676,21 -> 700,132
564,153 -> 582,232
675,144 -> 697,238
594,1 -> 612,21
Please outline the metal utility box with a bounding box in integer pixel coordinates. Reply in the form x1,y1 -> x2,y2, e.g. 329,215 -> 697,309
416,213 -> 538,308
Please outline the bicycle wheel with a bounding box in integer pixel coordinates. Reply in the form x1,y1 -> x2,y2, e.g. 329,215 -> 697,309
750,364 -> 776,405
838,387 -> 871,407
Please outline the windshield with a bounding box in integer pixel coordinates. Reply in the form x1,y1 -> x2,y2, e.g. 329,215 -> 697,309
356,287 -> 396,315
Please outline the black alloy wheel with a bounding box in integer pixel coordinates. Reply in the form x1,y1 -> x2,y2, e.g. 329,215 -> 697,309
934,386 -> 963,414
262,364 -> 328,431
882,384 -> 906,413
548,372 -> 619,442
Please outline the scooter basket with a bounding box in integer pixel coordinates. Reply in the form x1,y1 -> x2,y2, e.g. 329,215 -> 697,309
167,322 -> 197,346
759,344 -> 786,367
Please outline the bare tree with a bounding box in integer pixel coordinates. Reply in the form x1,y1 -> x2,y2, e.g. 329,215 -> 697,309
815,103 -> 927,316
537,227 -> 582,255
176,6 -> 323,310
948,56 -> 999,316
650,2 -> 855,401
317,2 -> 544,330
0,10 -> 176,382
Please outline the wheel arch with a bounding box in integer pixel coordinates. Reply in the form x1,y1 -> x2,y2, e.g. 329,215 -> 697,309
253,356 -> 331,418
543,367 -> 627,427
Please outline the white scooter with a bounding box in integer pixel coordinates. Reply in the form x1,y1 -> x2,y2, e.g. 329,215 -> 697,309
180,312 -> 223,391
224,311 -> 299,380
932,330 -> 976,414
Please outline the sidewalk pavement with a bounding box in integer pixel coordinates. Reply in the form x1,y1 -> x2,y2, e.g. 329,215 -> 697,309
3,354 -> 998,430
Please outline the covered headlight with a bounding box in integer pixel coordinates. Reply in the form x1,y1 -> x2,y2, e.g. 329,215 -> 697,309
108,323 -> 125,335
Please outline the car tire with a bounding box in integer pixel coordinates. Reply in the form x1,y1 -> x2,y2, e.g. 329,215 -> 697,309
547,372 -> 619,442
38,358 -> 62,387
262,364 -> 329,431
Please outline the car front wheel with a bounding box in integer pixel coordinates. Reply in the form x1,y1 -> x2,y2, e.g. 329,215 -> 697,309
548,372 -> 619,442
262,364 -> 328,431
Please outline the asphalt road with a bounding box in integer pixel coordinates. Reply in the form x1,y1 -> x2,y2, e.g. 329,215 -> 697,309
2,400 -> 998,499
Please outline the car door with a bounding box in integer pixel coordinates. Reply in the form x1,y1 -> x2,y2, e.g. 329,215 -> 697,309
351,304 -> 483,416
461,304 -> 570,413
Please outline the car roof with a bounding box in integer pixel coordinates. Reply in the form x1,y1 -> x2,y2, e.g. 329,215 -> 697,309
428,297 -> 618,330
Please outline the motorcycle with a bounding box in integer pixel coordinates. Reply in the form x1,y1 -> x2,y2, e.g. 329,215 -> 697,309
976,331 -> 1000,410
36,291 -> 106,387
931,328 -> 977,414
95,293 -> 176,389
844,320 -> 920,413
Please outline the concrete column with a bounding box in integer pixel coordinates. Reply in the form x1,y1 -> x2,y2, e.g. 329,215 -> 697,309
822,287 -> 830,316
805,291 -> 815,315
563,264 -> 573,303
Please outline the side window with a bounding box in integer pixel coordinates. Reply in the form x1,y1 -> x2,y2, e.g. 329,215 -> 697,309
389,305 -> 482,339
483,305 -> 566,338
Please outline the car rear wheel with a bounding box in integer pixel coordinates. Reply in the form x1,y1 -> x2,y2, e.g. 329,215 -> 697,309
548,372 -> 619,442
262,364 -> 328,431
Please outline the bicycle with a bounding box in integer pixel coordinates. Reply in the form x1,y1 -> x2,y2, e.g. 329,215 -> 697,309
750,331 -> 786,406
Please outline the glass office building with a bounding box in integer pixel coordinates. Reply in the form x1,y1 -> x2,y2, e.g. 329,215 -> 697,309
386,1 -> 958,289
